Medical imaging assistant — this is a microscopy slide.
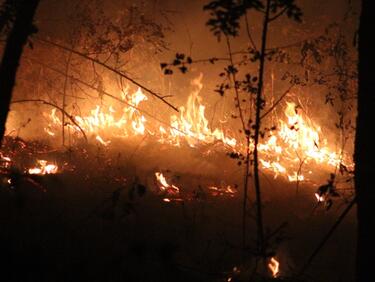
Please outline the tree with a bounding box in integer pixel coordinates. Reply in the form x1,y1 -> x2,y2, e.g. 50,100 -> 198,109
355,0 -> 375,281
163,0 -> 301,262
0,0 -> 40,144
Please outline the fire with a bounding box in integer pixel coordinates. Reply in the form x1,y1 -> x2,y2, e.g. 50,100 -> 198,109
159,74 -> 237,147
43,75 -> 351,183
0,153 -> 12,169
208,185 -> 237,196
96,135 -> 111,146
45,87 -> 148,141
315,192 -> 325,202
155,172 -> 180,194
257,102 -> 349,182
268,257 -> 280,278
28,160 -> 58,175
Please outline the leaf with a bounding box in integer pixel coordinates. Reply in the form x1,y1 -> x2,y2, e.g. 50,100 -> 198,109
179,66 -> 188,73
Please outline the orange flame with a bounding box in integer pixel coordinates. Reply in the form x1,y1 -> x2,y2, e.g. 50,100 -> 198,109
28,160 -> 58,175
43,76 -> 351,183
268,257 -> 280,278
155,172 -> 180,193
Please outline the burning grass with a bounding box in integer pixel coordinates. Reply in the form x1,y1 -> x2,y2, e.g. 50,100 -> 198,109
36,75 -> 353,186
2,74 -> 355,281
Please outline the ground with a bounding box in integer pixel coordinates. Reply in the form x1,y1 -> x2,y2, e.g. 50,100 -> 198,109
0,137 -> 356,282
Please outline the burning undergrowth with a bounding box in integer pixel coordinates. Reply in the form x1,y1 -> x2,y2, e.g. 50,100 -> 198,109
1,70 -> 355,281
8,74 -> 354,184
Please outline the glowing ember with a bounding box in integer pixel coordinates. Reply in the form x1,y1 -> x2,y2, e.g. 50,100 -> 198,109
0,154 -> 12,169
28,160 -> 58,175
208,185 -> 237,196
268,257 -> 280,278
96,135 -> 111,146
315,192 -> 325,202
155,172 -> 180,194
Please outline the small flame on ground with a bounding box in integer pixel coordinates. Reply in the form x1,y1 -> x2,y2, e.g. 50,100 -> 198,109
0,154 -> 12,169
208,185 -> 236,196
96,135 -> 111,146
28,160 -> 58,175
315,192 -> 325,202
268,257 -> 280,278
155,172 -> 180,194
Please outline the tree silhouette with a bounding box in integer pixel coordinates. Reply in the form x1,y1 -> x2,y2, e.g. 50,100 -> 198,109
0,0 -> 40,144
355,0 -> 375,281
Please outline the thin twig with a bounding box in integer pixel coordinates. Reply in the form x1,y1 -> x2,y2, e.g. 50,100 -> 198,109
268,7 -> 288,22
244,11 -> 257,51
11,99 -> 87,141
260,83 -> 294,120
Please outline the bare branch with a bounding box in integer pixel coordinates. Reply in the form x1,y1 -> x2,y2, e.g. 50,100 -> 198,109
11,99 -> 88,141
260,83 -> 295,120
268,7 -> 288,22
244,11 -> 257,51
35,37 -> 179,112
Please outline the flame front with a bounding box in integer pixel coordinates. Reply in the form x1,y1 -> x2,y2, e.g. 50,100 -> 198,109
257,102 -> 350,181
159,75 -> 237,147
44,77 -> 351,183
45,87 -> 148,142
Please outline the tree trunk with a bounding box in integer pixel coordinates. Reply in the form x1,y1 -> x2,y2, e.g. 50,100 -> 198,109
0,0 -> 40,144
253,0 -> 271,257
355,0 -> 375,281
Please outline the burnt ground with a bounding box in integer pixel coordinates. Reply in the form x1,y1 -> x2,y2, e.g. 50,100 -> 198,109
0,137 -> 356,282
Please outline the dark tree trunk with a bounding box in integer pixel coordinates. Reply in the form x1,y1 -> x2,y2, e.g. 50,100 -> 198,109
0,0 -> 40,144
355,0 -> 375,281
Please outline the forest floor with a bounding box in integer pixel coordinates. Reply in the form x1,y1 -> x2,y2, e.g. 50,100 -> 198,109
0,137 -> 356,282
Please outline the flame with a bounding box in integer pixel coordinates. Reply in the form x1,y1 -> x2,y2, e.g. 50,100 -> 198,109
96,135 -> 111,146
43,76 -> 351,183
268,257 -> 280,278
28,160 -> 58,175
45,87 -> 148,140
0,153 -> 12,169
159,74 -> 236,147
315,192 -> 325,202
257,102 -> 350,182
155,172 -> 180,194
208,185 -> 237,196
